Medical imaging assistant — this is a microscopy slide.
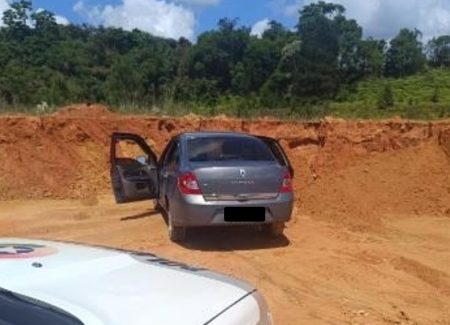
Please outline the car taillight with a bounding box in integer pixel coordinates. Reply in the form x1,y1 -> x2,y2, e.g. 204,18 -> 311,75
178,172 -> 202,195
280,171 -> 293,193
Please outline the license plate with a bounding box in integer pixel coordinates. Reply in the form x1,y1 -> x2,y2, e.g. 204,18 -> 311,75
224,207 -> 266,222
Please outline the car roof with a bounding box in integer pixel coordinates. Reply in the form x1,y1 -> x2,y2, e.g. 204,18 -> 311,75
179,132 -> 260,139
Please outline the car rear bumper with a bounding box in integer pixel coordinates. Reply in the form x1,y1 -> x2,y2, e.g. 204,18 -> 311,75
169,193 -> 294,227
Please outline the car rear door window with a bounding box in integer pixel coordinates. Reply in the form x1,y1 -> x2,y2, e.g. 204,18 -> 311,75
165,142 -> 180,171
188,137 -> 275,162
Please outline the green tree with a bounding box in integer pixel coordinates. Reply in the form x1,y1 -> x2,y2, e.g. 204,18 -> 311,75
106,56 -> 144,104
385,29 -> 426,77
189,18 -> 250,94
231,62 -> 247,95
174,37 -> 192,78
427,35 -> 450,67
357,38 -> 386,77
294,1 -> 344,98
241,37 -> 281,93
255,21 -> 296,103
2,0 -> 32,39
335,15 -> 363,83
31,10 -> 57,31
262,20 -> 295,44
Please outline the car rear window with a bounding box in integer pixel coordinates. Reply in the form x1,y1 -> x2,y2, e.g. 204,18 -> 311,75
188,137 -> 275,162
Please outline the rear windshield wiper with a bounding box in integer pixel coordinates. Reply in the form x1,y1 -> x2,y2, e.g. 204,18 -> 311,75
215,155 -> 242,161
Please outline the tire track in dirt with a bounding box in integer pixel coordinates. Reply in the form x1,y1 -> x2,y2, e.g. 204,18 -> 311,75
391,257 -> 450,296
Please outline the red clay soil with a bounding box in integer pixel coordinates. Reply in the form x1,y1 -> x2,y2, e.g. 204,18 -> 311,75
1,105 -> 450,324
1,105 -> 449,221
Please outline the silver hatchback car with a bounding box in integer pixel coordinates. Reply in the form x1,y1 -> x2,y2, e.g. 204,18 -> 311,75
110,132 -> 294,242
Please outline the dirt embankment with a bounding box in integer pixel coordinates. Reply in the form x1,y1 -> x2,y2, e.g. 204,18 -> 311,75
0,105 -> 450,227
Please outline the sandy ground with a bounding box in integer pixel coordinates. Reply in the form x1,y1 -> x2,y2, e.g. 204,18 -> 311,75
1,196 -> 449,324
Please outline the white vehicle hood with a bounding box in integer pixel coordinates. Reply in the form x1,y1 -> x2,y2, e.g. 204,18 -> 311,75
0,238 -> 256,325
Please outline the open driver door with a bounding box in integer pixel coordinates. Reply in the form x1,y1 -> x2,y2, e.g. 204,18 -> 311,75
110,133 -> 159,203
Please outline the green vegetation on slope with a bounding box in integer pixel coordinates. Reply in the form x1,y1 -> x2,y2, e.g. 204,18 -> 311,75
328,69 -> 450,119
344,69 -> 450,104
0,0 -> 450,119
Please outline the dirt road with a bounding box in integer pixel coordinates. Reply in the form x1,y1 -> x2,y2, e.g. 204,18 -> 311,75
1,197 -> 449,324
1,106 -> 450,324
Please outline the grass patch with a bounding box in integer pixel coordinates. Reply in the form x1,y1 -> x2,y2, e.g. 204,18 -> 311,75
340,69 -> 450,105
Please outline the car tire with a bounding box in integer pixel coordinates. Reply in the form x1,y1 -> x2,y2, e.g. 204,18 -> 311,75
168,210 -> 186,242
169,226 -> 186,242
264,222 -> 285,237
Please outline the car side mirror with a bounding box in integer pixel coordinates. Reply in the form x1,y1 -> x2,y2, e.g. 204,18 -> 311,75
136,155 -> 148,165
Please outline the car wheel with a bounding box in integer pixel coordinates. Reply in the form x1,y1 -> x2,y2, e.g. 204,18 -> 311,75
264,222 -> 285,237
168,210 -> 186,242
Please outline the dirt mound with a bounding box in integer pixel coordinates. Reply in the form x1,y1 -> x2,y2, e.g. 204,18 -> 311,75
54,103 -> 114,118
300,143 -> 450,231
0,107 -> 449,226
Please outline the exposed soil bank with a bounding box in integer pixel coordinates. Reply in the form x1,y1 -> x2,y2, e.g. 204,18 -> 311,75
1,106 -> 449,226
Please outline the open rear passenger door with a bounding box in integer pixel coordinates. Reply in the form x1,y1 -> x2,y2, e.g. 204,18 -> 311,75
110,133 -> 159,203
258,136 -> 294,177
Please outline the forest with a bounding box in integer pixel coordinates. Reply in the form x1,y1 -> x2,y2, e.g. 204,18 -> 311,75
1,0 -> 450,119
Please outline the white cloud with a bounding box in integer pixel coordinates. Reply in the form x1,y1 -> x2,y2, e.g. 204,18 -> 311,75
36,8 -> 70,25
251,18 -> 271,38
277,0 -> 450,40
74,0 -> 196,40
55,14 -> 70,25
73,1 -> 86,14
0,0 -> 9,26
0,0 -> 8,12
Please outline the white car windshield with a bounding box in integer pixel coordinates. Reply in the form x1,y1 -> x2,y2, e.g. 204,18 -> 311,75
0,288 -> 83,325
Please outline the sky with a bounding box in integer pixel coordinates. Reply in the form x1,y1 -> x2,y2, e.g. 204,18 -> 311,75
1,0 -> 450,41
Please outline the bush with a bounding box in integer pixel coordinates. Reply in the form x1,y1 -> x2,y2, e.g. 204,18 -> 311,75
431,87 -> 440,103
377,84 -> 395,109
